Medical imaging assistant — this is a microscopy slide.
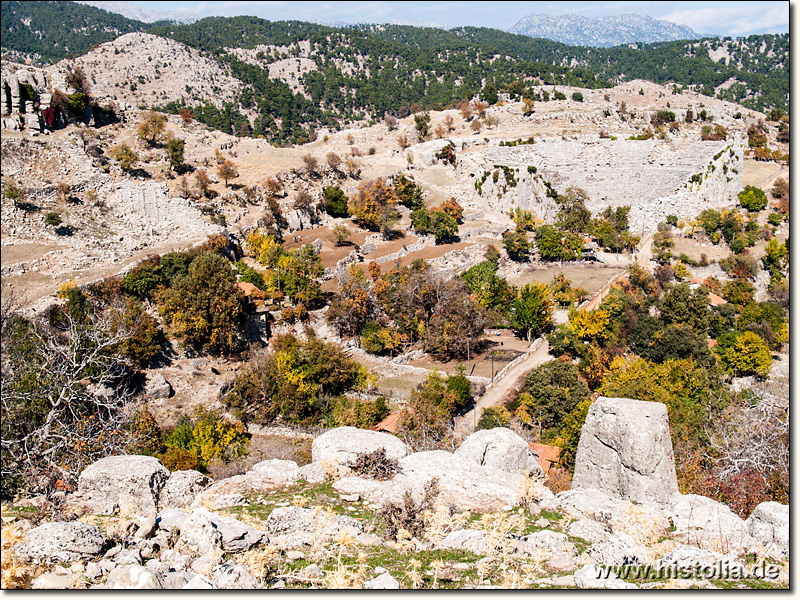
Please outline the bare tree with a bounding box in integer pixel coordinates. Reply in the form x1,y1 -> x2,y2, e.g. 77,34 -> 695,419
384,115 -> 399,131
302,153 -> 318,176
326,152 -> 342,173
1,301 -> 140,495
705,384 -> 789,483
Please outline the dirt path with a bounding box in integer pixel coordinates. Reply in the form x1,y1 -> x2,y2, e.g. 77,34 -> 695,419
457,338 -> 551,433
758,166 -> 789,192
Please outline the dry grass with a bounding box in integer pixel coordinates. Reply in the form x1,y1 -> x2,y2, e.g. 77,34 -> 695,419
620,504 -> 669,548
0,523 -> 32,589
422,504 -> 471,545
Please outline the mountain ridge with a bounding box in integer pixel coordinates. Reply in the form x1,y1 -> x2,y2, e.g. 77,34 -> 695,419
74,0 -> 201,24
510,12 -> 701,47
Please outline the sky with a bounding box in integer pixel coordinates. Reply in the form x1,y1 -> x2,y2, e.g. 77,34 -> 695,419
127,0 -> 790,36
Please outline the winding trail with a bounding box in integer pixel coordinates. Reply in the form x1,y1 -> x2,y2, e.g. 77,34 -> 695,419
457,338 -> 551,433
457,236 -> 655,434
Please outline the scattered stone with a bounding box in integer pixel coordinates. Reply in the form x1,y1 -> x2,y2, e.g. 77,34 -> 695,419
657,545 -> 750,578
135,515 -> 157,539
105,564 -> 165,589
286,550 -> 305,561
364,572 -> 400,589
157,508 -> 189,532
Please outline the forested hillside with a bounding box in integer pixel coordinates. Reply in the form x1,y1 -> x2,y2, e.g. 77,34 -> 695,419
1,1 -> 789,143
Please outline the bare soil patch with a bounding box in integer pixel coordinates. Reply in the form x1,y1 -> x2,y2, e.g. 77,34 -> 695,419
507,264 -> 625,296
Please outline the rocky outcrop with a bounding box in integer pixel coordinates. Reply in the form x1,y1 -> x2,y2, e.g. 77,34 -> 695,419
178,508 -> 264,554
571,396 -> 679,503
69,455 -> 170,517
16,521 -> 104,564
158,470 -> 211,509
311,426 -> 409,467
454,427 -> 542,476
145,373 -> 173,399
745,501 -> 789,559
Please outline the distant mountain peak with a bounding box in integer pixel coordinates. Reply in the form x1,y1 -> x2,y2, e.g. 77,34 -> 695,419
73,1 -> 201,24
509,13 -> 700,47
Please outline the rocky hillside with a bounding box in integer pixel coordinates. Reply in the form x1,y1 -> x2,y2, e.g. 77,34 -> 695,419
509,13 -> 700,47
52,33 -> 244,113
1,399 -> 788,589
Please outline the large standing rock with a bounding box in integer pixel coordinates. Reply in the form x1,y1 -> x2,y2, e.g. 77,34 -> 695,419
158,470 -> 211,509
454,427 -> 541,475
572,396 -> 679,503
16,521 -> 104,564
312,427 -> 409,467
745,501 -> 789,559
73,455 -> 170,516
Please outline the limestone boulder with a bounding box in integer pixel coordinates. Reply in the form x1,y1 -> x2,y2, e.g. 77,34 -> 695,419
262,506 -> 363,549
312,427 -> 409,467
585,531 -> 649,566
454,427 -> 541,475
17,521 -> 104,564
745,501 -> 789,559
666,494 -> 757,557
191,460 -> 301,508
572,396 -> 679,503
72,455 -> 170,516
210,562 -> 261,589
159,470 -> 210,509
178,508 -> 265,554
437,529 -> 487,554
333,449 -> 527,512
145,373 -> 173,399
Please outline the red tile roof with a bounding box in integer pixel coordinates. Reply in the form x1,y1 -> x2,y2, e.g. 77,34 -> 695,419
708,292 -> 727,306
237,281 -> 259,296
529,442 -> 562,474
373,412 -> 401,433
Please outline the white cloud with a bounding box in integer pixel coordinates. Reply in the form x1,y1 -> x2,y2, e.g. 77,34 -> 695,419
663,4 -> 788,35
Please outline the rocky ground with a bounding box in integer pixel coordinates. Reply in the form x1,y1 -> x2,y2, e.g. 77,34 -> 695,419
1,406 -> 789,590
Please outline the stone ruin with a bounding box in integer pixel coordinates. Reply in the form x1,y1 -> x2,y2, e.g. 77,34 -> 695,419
1,63 -> 48,132
453,134 -> 745,232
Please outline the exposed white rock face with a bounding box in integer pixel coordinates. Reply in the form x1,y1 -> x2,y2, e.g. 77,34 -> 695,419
72,455 -> 170,516
571,396 -> 679,503
311,426 -> 409,467
454,427 -> 541,475
454,136 -> 744,231
334,449 -> 528,512
16,521 -> 104,564
745,501 -> 789,559
665,494 -> 757,556
158,470 -> 211,509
